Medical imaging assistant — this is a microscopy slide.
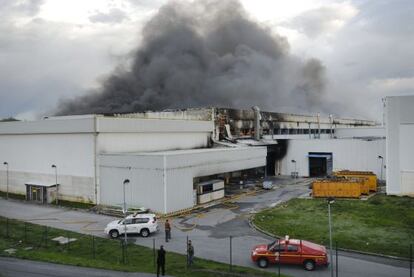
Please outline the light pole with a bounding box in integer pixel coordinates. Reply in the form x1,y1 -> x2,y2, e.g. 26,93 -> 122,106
51,164 -> 58,205
327,197 -> 335,277
3,162 -> 9,200
378,155 -> 384,182
123,179 -> 130,244
291,160 -> 297,178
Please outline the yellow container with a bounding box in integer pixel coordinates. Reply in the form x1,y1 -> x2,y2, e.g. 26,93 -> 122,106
334,171 -> 377,192
312,179 -> 362,198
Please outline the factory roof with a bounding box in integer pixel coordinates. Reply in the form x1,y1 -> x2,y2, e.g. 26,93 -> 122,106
101,146 -> 265,156
0,114 -> 213,135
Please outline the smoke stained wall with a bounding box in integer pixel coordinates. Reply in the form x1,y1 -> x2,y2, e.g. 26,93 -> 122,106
56,0 -> 328,115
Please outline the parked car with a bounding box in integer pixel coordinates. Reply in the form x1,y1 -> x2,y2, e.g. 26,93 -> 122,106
251,237 -> 328,271
104,213 -> 158,238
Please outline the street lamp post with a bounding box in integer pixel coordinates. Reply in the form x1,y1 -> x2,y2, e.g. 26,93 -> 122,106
51,165 -> 58,205
327,197 -> 335,277
291,160 -> 297,178
378,156 -> 384,182
3,162 -> 9,200
123,179 -> 130,245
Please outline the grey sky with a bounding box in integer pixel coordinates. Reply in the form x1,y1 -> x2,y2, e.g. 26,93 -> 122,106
0,0 -> 412,120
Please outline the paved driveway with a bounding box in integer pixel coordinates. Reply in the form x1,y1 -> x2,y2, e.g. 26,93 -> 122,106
0,177 -> 410,277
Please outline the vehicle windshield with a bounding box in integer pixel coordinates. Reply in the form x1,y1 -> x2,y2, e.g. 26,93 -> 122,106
118,220 -> 122,224
267,240 -> 279,250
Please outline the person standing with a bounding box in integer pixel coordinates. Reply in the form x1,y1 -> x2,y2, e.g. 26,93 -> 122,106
157,245 -> 166,277
187,240 -> 194,267
164,219 -> 171,242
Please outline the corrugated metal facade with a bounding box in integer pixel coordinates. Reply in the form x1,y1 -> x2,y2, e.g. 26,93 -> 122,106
281,138 -> 386,178
386,95 -> 414,195
99,147 -> 267,213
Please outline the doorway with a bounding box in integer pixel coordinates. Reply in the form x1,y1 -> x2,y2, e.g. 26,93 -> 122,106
308,152 -> 333,177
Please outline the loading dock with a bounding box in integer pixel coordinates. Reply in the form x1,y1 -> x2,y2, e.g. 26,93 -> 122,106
308,152 -> 333,177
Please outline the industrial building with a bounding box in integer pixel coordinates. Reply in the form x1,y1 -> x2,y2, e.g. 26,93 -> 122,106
386,95 -> 414,196
0,99 -> 411,213
0,114 -> 266,213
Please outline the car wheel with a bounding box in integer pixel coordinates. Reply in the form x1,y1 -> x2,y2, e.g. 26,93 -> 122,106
303,260 -> 315,271
257,258 -> 269,268
140,228 -> 150,237
109,229 -> 119,239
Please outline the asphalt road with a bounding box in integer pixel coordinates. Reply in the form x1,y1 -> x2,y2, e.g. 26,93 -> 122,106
0,177 -> 411,277
0,257 -> 171,277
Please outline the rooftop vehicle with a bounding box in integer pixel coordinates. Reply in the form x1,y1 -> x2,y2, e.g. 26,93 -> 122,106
251,237 -> 328,271
104,213 -> 158,238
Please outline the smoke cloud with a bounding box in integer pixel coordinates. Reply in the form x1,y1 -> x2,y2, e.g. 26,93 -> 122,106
56,0 -> 327,115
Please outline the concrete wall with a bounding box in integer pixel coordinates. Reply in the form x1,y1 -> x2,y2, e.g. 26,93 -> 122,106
386,95 -> 414,195
99,147 -> 266,213
0,133 -> 96,202
280,138 -> 386,178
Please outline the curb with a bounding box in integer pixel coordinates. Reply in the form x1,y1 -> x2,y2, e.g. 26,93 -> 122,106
248,214 -> 410,262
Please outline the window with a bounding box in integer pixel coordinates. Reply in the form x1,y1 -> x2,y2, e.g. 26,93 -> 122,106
287,245 -> 299,252
123,219 -> 133,225
201,183 -> 213,193
270,242 -> 286,252
134,218 -> 150,224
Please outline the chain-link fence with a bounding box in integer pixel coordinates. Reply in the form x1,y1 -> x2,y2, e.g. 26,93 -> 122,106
0,217 -> 413,277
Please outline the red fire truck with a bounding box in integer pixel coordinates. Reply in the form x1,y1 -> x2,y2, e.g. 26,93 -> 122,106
251,237 -> 328,271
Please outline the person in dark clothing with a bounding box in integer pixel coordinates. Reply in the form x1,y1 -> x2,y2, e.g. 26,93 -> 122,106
157,245 -> 166,277
165,219 -> 171,242
187,240 -> 194,266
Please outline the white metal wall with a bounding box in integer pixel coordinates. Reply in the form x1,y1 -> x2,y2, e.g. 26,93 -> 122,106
0,133 -> 96,202
99,154 -> 166,212
99,147 -> 267,213
386,95 -> 414,195
96,117 -> 213,153
335,127 -> 385,138
164,147 -> 266,213
280,138 -> 386,178
97,133 -> 209,153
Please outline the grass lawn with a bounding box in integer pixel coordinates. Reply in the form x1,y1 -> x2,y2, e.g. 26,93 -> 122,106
253,195 -> 414,258
0,217 -> 287,277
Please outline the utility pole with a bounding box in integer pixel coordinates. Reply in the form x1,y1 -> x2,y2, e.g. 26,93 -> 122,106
3,162 -> 9,199
123,179 -> 130,245
51,164 -> 58,204
327,197 -> 335,277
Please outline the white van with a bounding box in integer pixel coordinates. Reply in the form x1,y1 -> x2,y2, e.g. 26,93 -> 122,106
104,213 -> 158,238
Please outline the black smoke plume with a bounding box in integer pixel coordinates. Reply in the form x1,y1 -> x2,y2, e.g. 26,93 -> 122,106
56,0 -> 327,115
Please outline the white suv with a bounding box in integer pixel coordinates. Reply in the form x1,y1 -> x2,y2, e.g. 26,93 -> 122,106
104,213 -> 158,238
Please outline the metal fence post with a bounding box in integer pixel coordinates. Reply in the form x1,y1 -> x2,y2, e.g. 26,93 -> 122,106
120,240 -> 123,264
6,218 -> 9,238
153,238 -> 156,270
336,241 -> 338,277
410,244 -> 412,277
24,222 -> 27,242
229,236 -> 233,272
66,231 -> 69,251
125,240 -> 128,264
186,235 -> 189,270
44,226 -> 48,248
92,236 -> 96,259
